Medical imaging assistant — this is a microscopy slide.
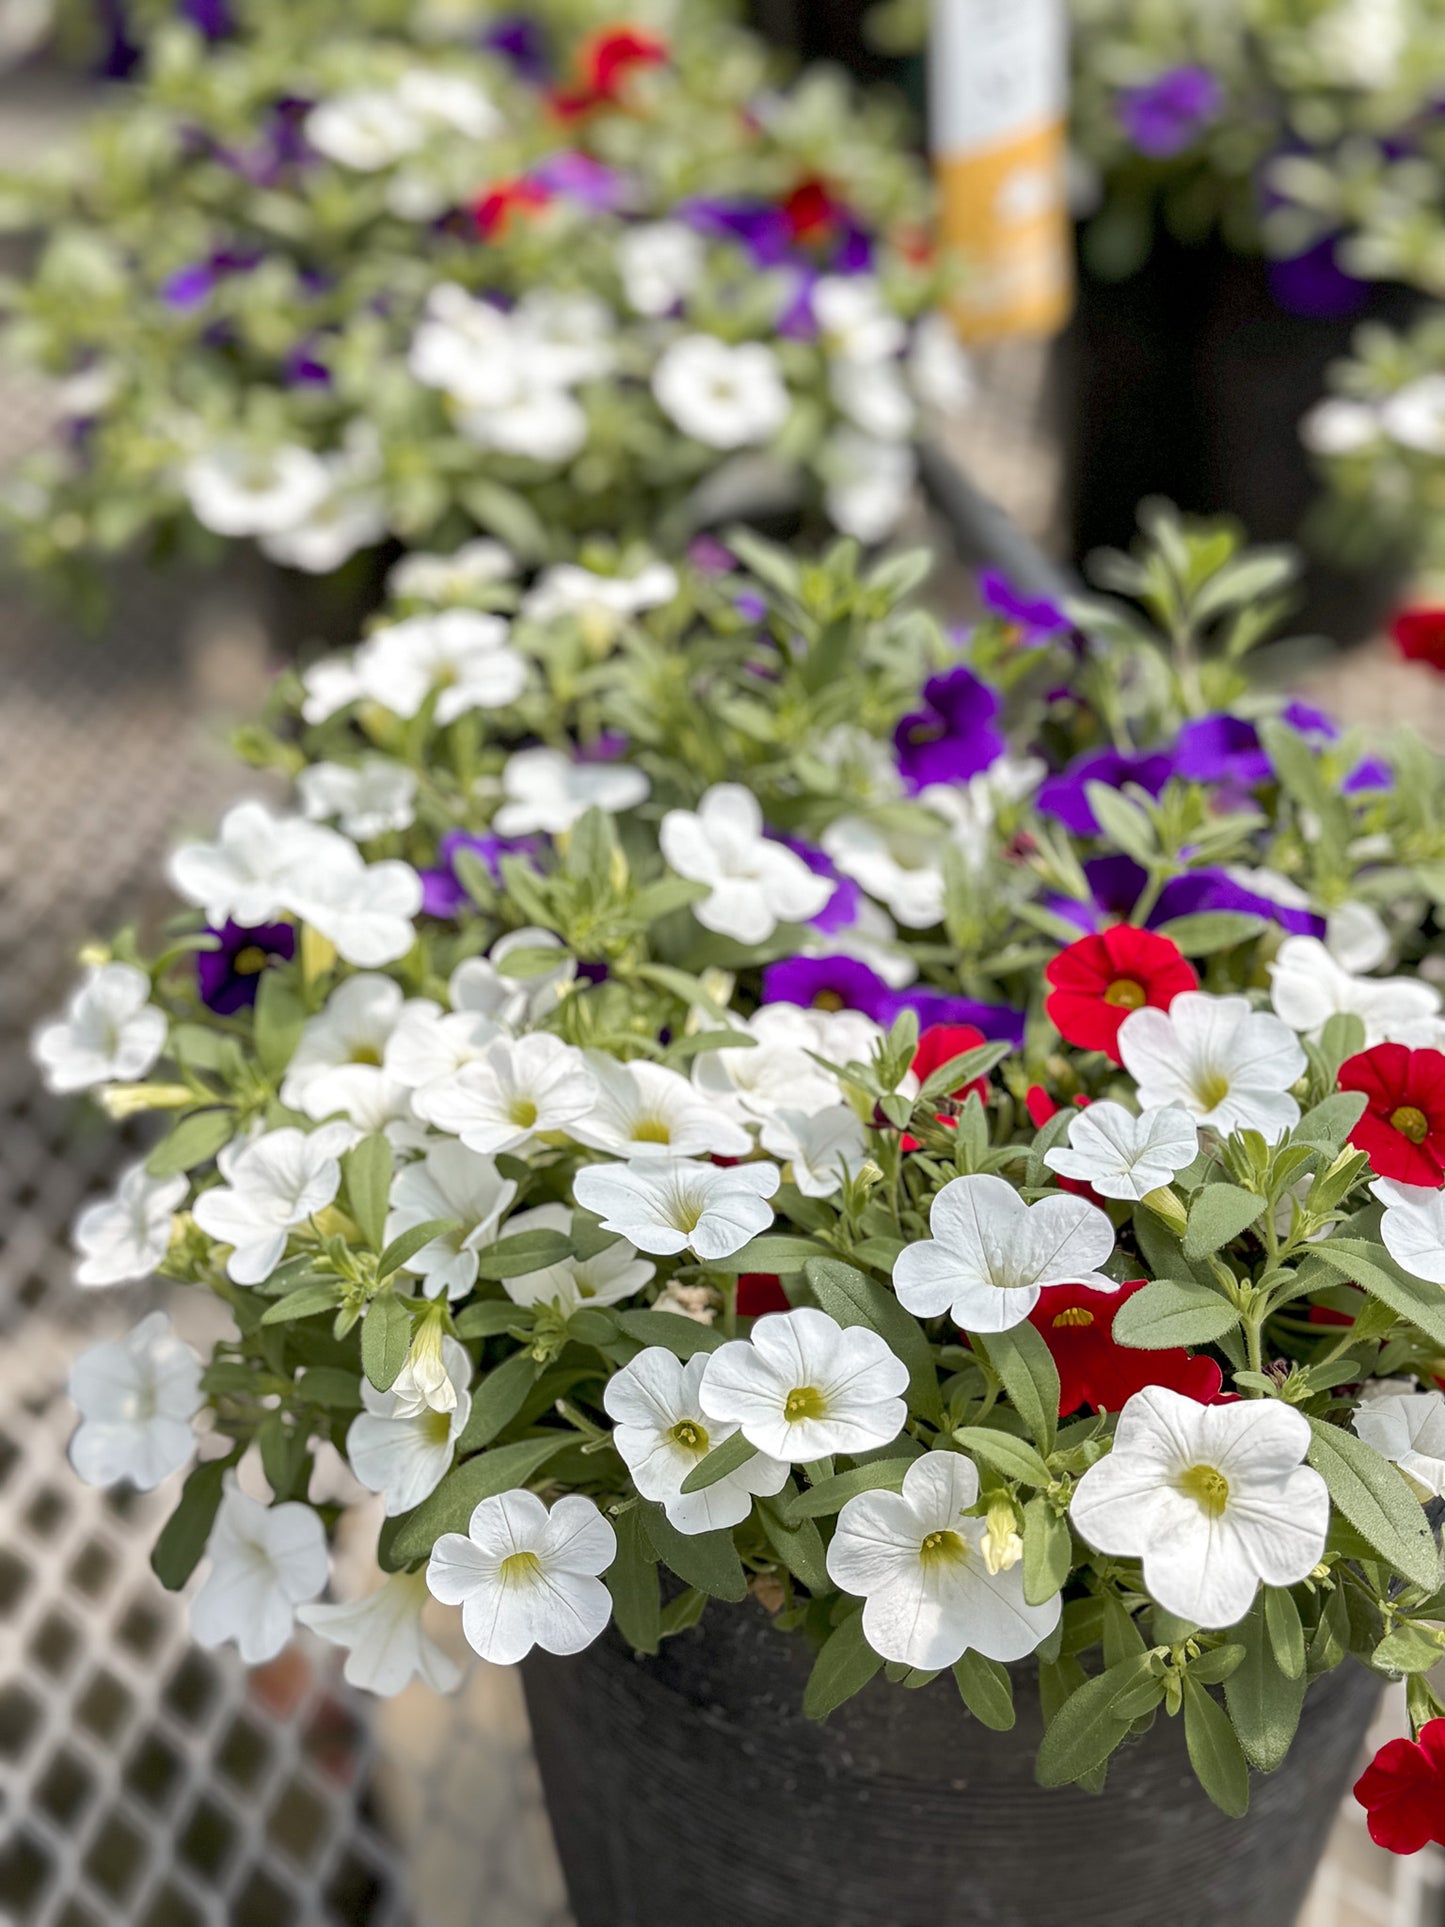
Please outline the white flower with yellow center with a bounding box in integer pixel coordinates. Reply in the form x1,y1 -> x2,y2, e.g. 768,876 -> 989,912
297,758 -> 417,842
413,1034 -> 597,1155
281,974 -> 434,1118
699,1307 -> 907,1461
347,1336 -> 473,1515
820,815 -> 944,929
690,1010 -> 841,1125
191,1123 -> 352,1286
893,1173 -> 1117,1333
388,539 -> 516,604
571,1053 -> 753,1160
603,1349 -> 790,1534
1118,991 -> 1306,1141
73,1163 -> 186,1287
1069,1387 -> 1329,1627
660,785 -> 833,944
183,444 -> 330,537
353,610 -> 527,723
1043,1102 -> 1199,1202
617,221 -> 705,316
827,1452 -> 1061,1668
34,962 -> 167,1094
759,1105 -> 869,1199
571,1156 -> 779,1260
492,746 -> 650,837
501,1203 -> 654,1315
384,1143 -> 517,1301
427,1489 -> 616,1663
651,335 -> 791,449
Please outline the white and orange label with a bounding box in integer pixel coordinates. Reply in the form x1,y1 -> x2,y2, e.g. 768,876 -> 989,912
930,0 -> 1072,342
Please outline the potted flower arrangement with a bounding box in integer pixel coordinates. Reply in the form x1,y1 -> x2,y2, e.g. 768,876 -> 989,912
1064,0 -> 1445,638
0,4 -> 966,641
37,507 -> 1445,1920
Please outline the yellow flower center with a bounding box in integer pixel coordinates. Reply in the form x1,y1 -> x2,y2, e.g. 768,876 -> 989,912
1103,978 -> 1147,1010
633,1116 -> 672,1145
918,1528 -> 967,1567
234,946 -> 269,976
509,1096 -> 539,1129
1052,1306 -> 1095,1328
812,990 -> 846,1012
670,1419 -> 709,1455
350,1044 -> 382,1066
499,1550 -> 542,1584
422,1409 -> 453,1447
1391,1105 -> 1430,1144
1179,1464 -> 1230,1517
1194,1071 -> 1231,1112
784,1385 -> 827,1423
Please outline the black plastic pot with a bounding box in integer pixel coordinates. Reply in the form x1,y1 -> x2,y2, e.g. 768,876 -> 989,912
522,1599 -> 1381,1927
1065,236 -> 1417,645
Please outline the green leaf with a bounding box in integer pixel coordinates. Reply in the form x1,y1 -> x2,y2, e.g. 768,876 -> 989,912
458,1352 -> 541,1451
343,1135 -> 392,1252
253,973 -> 305,1079
679,1430 -> 758,1495
377,1218 -> 460,1281
1372,1624 -> 1445,1676
151,1458 -> 229,1590
757,1489 -> 830,1592
1226,1596 -> 1306,1770
296,1367 -> 364,1411
1110,1279 -> 1241,1350
640,1504 -> 747,1601
604,1507 -> 660,1656
473,1230 -> 574,1281
1264,1587 -> 1305,1681
803,1611 -> 884,1721
807,1258 -> 942,1423
976,1324 -> 1060,1456
914,1041 -> 1012,1105
145,1108 -> 234,1179
1186,1643 -> 1245,1686
1182,1676 -> 1250,1818
1153,912 -> 1266,956
1022,1495 -> 1072,1607
1084,782 -> 1156,862
360,1291 -> 412,1393
612,1310 -> 725,1357
1035,1654 -> 1159,1787
1182,1185 -> 1266,1260
1295,1092 -> 1368,1146
260,1280 -> 344,1325
380,1434 -> 572,1569
787,1456 -> 914,1520
952,1651 -> 1015,1730
455,1301 -> 533,1340
1311,1241 -> 1445,1350
1307,1417 -> 1439,1591
659,1587 -> 708,1639
952,1428 -> 1052,1488
711,1235 -> 831,1274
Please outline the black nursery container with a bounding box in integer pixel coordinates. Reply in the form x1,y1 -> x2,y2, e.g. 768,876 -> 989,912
522,1598 -> 1382,1927
1066,237 -> 1418,645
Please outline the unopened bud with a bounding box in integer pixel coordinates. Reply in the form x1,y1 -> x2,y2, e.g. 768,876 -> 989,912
982,1495 -> 1023,1575
98,1082 -> 194,1119
1140,1186 -> 1188,1236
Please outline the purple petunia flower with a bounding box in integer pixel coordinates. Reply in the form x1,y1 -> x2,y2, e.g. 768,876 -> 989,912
530,151 -> 632,211
483,15 -> 551,84
197,921 -> 296,1015
1048,856 -> 1324,940
419,832 -> 542,919
687,535 -> 735,575
1267,236 -> 1369,321
1117,65 -> 1223,160
1173,714 -> 1275,787
883,985 -> 1025,1047
681,198 -> 793,267
893,666 -> 1004,791
980,571 -> 1070,645
182,0 -> 235,34
760,955 -> 897,1021
1037,748 -> 1176,836
779,840 -> 862,936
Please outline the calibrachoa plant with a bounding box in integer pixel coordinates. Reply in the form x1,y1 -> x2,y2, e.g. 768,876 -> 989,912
37,513 -> 1445,1823
0,7 -> 960,597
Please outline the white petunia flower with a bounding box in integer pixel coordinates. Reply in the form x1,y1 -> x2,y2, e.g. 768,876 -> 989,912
1372,1177 -> 1445,1284
395,68 -> 501,138
827,1451 -> 1061,1668
759,1105 -> 869,1199
1118,992 -> 1306,1142
1353,1390 -> 1445,1500
347,1335 -> 473,1515
604,1349 -> 790,1534
427,1489 -> 616,1663
191,1124 -> 351,1285
385,1007 -> 500,1103
413,1034 -> 597,1155
297,758 -> 417,841
282,975 -> 432,1119
1043,1103 -> 1199,1203
501,1202 -> 654,1314
353,611 -> 527,723
660,785 -> 832,944
455,365 -> 589,464
909,311 -> 974,413
34,962 -> 167,1094
73,1163 -> 187,1287
1070,1387 -> 1329,1627
190,1474 -> 329,1665
300,654 -> 366,724
281,848 -> 422,969
297,1569 -> 462,1696
812,276 -> 907,365
387,539 -> 516,603
572,1156 -> 779,1259
183,443 -> 330,537
1327,901 -> 1393,974
829,355 -> 916,441
893,1172 -> 1117,1333
617,220 -> 705,315
699,1307 -> 908,1461
168,801 -> 333,927
449,929 -> 577,1030
492,746 -> 650,836
571,1053 -> 753,1160
821,815 -> 944,928
305,89 -> 423,170
520,561 -> 679,627
690,1013 -> 841,1125
652,335 -> 791,449
67,1313 -> 201,1490
259,430 -> 389,573
384,1143 -> 517,1301
818,429 -> 915,542
1300,396 -> 1380,457
1268,936 -> 1439,1047
1382,374 -> 1445,454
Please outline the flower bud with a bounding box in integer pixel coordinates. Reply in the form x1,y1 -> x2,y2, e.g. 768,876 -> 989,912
982,1494 -> 1023,1575
97,1082 -> 194,1119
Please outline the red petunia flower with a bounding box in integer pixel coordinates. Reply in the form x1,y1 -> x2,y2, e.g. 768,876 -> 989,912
1392,608 -> 1445,674
1354,1720 -> 1445,1854
472,177 -> 552,239
1044,925 -> 1198,1064
1339,1043 -> 1445,1187
552,25 -> 668,115
899,1023 -> 987,1151
737,1272 -> 789,1318
1029,1280 -> 1224,1416
782,178 -> 839,244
